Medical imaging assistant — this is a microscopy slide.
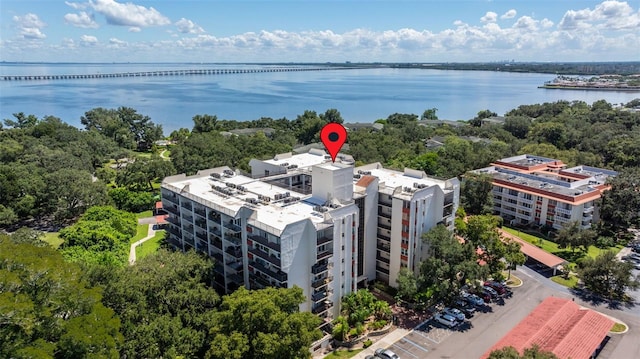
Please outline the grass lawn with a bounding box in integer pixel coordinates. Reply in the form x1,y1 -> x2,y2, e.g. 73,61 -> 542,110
42,232 -> 63,249
503,272 -> 523,286
610,323 -> 627,333
135,230 -> 165,259
503,227 -> 623,264
550,275 -> 578,288
324,349 -> 363,359
130,224 -> 149,244
135,210 -> 153,219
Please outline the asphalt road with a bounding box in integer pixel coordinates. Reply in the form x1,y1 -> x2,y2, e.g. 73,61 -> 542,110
386,267 -> 640,359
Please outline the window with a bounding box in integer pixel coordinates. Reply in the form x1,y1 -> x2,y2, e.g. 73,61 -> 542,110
401,248 -> 408,256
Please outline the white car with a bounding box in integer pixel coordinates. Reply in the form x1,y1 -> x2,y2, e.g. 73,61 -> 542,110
434,313 -> 458,328
443,307 -> 465,322
375,348 -> 400,359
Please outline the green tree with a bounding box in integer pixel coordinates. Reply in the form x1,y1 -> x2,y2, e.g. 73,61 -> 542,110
169,127 -> 191,142
396,267 -> 418,301
207,287 -> 322,359
3,112 -> 38,129
503,116 -> 532,139
461,172 -> 494,215
577,250 -> 640,300
192,114 -> 219,133
96,249 -> 221,359
598,168 -> 640,237
109,187 -> 156,212
421,108 -> 438,120
504,239 -> 526,279
320,108 -> 344,124
45,168 -> 109,220
466,215 -> 506,279
0,235 -> 123,358
419,225 -> 481,303
556,221 -> 597,253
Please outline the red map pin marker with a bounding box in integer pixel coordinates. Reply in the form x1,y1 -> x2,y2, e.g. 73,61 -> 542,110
320,122 -> 347,162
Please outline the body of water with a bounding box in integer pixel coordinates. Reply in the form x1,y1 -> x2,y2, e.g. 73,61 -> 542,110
1,63 -> 638,134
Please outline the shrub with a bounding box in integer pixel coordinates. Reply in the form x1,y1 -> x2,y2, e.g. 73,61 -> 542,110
363,339 -> 373,348
371,320 -> 387,330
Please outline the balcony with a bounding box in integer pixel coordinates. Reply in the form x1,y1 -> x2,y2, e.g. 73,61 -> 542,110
312,291 -> 327,302
195,218 -> 206,229
196,231 -> 207,241
210,235 -> 223,249
249,260 -> 287,282
312,302 -> 333,314
212,252 -> 224,263
378,222 -> 391,231
376,254 -> 390,264
167,225 -> 181,237
225,259 -> 243,271
312,277 -> 329,289
378,210 -> 392,219
376,266 -> 390,275
163,194 -> 179,204
249,234 -> 280,252
583,206 -> 595,214
555,207 -> 573,216
443,203 -> 454,217
317,249 -> 333,260
209,226 -> 222,237
166,236 -> 182,249
250,276 -> 269,290
378,200 -> 392,208
194,208 -> 206,218
208,212 -> 221,223
582,214 -> 593,222
312,262 -> 329,274
378,233 -> 391,242
224,221 -> 242,233
377,242 -> 390,253
225,246 -> 242,259
164,205 -> 179,215
249,248 -> 281,266
317,236 -> 332,246
213,263 -> 224,275
182,215 -> 193,223
224,234 -> 241,246
180,203 -> 193,211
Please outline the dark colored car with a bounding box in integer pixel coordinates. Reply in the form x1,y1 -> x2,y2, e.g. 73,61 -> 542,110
454,299 -> 476,317
484,281 -> 507,295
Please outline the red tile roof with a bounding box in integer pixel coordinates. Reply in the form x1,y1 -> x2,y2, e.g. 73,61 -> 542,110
482,297 -> 614,359
500,230 -> 567,268
356,175 -> 377,188
155,201 -> 163,209
155,215 -> 168,224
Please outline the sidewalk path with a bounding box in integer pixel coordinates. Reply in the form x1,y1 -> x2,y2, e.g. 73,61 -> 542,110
129,224 -> 156,265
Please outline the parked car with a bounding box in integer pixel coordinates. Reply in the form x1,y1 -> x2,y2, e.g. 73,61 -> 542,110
464,293 -> 485,307
484,281 -> 507,295
434,313 -> 458,328
443,307 -> 465,322
365,356 -> 376,359
483,286 -> 500,299
375,348 -> 400,359
454,299 -> 476,317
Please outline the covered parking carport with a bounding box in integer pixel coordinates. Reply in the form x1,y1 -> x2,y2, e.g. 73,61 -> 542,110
500,230 -> 567,275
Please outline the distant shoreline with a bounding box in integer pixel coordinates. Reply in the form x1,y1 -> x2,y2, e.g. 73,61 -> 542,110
539,85 -> 640,92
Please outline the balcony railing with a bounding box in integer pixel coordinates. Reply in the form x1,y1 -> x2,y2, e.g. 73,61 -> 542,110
249,276 -> 269,289
312,302 -> 333,314
583,206 -> 595,214
317,236 -> 332,246
378,210 -> 392,219
312,291 -> 327,302
378,200 -> 392,208
249,248 -> 281,266
225,246 -> 242,258
378,222 -> 391,230
210,236 -> 223,249
180,203 -> 192,211
195,218 -> 206,229
377,233 -> 391,242
208,212 -> 221,223
249,260 -> 287,282
164,205 -> 179,215
311,263 -> 328,274
376,254 -> 390,264
376,266 -> 390,275
196,231 -> 207,241
555,207 -> 573,216
317,249 -> 333,260
194,208 -> 206,218
224,221 -> 242,232
249,234 -> 280,252
312,277 -> 329,289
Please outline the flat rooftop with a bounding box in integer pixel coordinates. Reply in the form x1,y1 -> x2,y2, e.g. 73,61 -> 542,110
163,168 -> 337,233
354,163 -> 450,198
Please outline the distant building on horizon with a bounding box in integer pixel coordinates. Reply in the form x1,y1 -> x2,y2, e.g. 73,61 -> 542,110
161,149 -> 459,322
472,154 -> 616,230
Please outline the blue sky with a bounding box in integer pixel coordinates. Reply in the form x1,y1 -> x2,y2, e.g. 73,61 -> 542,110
1,0 -> 639,62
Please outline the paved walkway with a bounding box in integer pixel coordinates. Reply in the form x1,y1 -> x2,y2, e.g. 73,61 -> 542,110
350,327 -> 412,359
129,224 -> 156,265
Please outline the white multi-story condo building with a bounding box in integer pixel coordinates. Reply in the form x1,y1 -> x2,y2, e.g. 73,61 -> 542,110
473,155 -> 616,230
161,149 -> 459,321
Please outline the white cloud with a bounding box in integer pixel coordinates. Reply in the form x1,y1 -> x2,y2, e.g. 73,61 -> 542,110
80,34 -> 98,45
89,0 -> 171,27
501,9 -> 517,19
175,18 -> 204,34
65,1 -> 88,10
64,11 -> 99,28
513,16 -> 538,31
13,13 -> 46,39
128,27 -> 141,32
108,37 -> 127,48
540,18 -> 554,29
480,11 -> 498,23
559,0 -> 640,30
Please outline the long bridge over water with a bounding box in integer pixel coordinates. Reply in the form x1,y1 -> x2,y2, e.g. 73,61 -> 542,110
2,66 -> 360,81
